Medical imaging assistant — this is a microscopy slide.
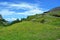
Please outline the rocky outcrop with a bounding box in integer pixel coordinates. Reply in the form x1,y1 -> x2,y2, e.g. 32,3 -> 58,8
0,14 -> 8,26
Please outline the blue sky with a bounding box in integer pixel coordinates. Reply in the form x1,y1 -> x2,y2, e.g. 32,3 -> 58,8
0,0 -> 60,21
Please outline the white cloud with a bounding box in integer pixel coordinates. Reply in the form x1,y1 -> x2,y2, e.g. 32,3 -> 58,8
0,2 -> 41,10
10,3 -> 34,9
0,9 -> 15,15
18,9 -> 43,15
0,2 -> 44,21
5,18 -> 17,21
0,2 -> 43,15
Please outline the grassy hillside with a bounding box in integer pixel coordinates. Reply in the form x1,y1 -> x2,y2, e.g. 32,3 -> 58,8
0,21 -> 60,40
25,7 -> 60,26
26,13 -> 60,26
0,7 -> 60,40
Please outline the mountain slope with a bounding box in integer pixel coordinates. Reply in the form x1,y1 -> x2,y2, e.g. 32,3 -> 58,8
0,15 -> 8,26
0,21 -> 60,40
48,7 -> 60,16
25,7 -> 60,26
0,7 -> 60,40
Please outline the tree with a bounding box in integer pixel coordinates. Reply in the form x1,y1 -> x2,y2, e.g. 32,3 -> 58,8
10,19 -> 20,25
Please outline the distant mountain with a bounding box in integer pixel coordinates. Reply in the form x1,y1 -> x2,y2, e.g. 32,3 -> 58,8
50,7 -> 60,11
0,15 -> 8,26
48,7 -> 60,16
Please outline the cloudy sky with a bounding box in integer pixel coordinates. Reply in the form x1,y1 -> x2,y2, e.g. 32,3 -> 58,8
0,0 -> 60,21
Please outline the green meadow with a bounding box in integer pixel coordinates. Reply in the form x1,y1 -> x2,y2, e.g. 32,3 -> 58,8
0,21 -> 60,40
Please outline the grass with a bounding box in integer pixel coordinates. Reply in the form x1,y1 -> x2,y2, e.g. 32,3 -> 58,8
0,21 -> 60,40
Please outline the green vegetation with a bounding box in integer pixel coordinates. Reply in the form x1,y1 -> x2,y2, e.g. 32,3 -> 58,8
0,7 -> 60,40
